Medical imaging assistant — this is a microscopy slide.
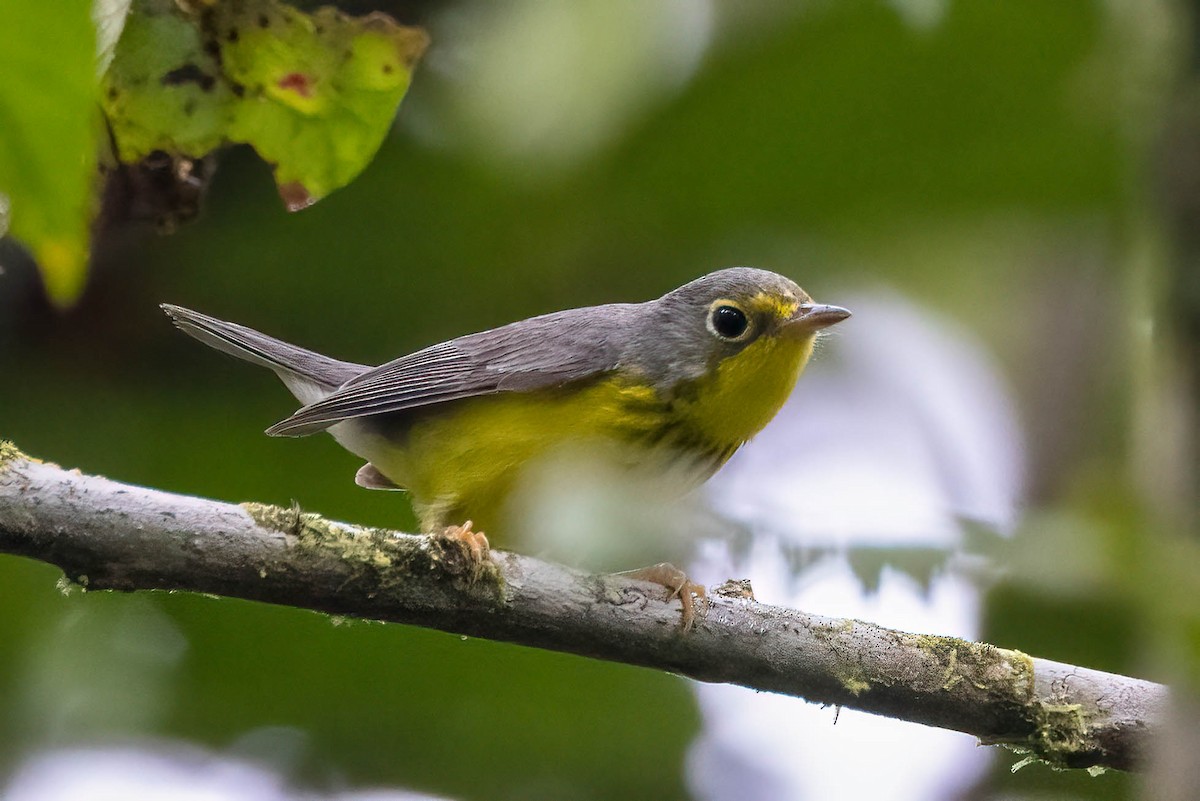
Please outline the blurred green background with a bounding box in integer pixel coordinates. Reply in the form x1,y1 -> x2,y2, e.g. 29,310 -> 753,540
2,1 -> 1198,799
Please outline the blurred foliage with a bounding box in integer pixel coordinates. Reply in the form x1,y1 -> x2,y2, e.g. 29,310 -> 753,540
0,0 -> 96,305
1,1 -> 1196,799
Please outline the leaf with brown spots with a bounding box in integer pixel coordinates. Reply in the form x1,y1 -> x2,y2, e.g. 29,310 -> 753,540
100,0 -> 428,213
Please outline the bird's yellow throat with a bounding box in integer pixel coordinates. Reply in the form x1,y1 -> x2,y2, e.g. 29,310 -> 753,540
674,329 -> 816,447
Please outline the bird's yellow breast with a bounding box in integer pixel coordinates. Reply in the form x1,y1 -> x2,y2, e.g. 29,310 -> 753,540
673,332 -> 815,448
368,379 -> 668,534
365,332 -> 815,536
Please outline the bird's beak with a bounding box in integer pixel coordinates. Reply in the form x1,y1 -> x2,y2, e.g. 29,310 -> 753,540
784,303 -> 851,335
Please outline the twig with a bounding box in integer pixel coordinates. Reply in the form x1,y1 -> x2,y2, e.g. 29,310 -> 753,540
0,441 -> 1165,772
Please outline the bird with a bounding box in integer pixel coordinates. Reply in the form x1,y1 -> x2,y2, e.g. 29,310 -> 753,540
163,267 -> 849,626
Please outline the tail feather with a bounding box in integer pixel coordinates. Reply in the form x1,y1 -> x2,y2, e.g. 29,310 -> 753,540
162,304 -> 368,409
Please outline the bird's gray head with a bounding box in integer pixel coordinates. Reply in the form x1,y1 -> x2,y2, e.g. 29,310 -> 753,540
625,267 -> 850,390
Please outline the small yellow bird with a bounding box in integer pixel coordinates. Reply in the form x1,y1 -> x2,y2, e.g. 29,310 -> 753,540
164,268 -> 848,620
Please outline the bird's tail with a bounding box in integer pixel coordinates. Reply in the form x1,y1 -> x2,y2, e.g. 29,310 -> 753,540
161,304 -> 368,408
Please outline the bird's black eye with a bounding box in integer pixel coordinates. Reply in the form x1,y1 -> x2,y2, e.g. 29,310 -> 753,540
710,304 -> 749,340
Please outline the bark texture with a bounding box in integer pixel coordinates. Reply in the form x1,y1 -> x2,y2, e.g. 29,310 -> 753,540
0,442 -> 1165,771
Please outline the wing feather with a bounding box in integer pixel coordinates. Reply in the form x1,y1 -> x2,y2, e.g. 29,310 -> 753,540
266,304 -> 637,436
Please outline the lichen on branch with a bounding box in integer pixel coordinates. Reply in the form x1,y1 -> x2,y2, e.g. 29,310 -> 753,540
0,443 -> 1168,773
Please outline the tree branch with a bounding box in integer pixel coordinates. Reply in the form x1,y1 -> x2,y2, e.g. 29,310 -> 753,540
0,441 -> 1165,772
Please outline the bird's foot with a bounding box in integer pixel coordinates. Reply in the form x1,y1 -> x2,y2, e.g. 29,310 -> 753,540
621,562 -> 708,632
434,520 -> 491,583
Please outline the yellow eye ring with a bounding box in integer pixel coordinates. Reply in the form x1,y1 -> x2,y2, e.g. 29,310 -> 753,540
707,299 -> 752,341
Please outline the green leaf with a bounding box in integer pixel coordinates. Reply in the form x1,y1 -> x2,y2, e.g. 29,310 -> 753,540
0,0 -> 99,306
101,0 -> 429,211
101,3 -> 232,162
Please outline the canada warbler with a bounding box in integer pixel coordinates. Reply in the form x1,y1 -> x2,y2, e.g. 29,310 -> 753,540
163,267 -> 848,559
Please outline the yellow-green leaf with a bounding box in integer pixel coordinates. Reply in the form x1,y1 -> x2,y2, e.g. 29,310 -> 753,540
0,0 -> 99,306
102,2 -> 233,162
101,0 -> 428,212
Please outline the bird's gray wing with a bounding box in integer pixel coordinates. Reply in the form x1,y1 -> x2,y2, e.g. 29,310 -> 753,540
265,304 -> 636,436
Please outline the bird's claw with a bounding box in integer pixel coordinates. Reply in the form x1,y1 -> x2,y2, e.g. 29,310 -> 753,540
622,562 -> 708,632
436,520 -> 491,582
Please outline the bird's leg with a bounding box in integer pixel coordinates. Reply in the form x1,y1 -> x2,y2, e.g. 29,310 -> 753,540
620,562 -> 708,631
435,520 -> 491,582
